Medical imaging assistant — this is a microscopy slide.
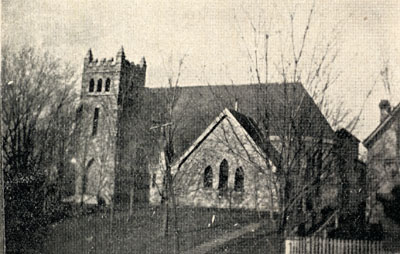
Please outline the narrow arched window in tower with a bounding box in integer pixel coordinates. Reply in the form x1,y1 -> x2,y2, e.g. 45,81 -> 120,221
97,79 -> 102,92
234,167 -> 244,192
105,78 -> 111,92
89,79 -> 95,92
152,173 -> 157,188
204,166 -> 213,188
92,108 -> 99,136
87,158 -> 95,169
218,159 -> 229,191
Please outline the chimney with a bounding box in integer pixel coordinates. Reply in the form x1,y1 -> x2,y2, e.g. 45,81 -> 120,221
234,99 -> 239,111
379,99 -> 391,122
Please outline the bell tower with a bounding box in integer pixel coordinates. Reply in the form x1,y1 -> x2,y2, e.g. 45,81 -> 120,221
73,47 -> 146,205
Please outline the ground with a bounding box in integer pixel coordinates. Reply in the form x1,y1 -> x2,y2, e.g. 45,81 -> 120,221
208,224 -> 282,254
36,206 -> 269,254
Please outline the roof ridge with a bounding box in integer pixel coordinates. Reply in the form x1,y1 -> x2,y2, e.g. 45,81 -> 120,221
363,102 -> 400,146
145,82 -> 302,90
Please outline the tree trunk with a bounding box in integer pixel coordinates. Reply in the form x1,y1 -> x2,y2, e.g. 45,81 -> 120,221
162,197 -> 169,237
109,199 -> 114,230
168,170 -> 180,253
0,83 -> 5,253
128,187 -> 134,221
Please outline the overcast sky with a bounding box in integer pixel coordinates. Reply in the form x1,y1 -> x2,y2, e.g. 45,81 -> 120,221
2,0 -> 400,140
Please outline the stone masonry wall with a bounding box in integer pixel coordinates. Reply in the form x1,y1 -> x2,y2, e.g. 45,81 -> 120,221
149,113 -> 279,211
74,48 -> 146,205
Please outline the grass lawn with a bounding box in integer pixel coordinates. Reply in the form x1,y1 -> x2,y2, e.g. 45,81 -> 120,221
39,205 -> 266,254
207,221 -> 283,254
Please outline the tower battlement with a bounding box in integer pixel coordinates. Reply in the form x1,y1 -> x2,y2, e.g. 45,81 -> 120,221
81,47 -> 146,97
87,57 -> 116,66
83,47 -> 146,74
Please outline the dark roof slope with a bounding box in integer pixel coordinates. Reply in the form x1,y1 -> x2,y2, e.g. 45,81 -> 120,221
139,83 -> 334,159
363,103 -> 400,148
228,109 -> 281,167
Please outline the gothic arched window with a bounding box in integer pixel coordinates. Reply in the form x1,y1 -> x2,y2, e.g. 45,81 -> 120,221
92,108 -> 99,136
152,173 -> 157,188
218,159 -> 229,191
234,167 -> 244,192
105,78 -> 111,92
89,79 -> 95,92
97,79 -> 103,92
204,166 -> 213,188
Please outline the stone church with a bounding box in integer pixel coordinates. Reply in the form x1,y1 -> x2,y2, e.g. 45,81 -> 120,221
66,48 -> 364,214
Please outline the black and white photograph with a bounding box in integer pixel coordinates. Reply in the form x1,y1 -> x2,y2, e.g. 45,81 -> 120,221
1,0 -> 400,253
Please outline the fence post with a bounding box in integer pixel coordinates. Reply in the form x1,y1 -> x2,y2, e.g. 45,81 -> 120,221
297,237 -> 300,254
333,238 -> 336,254
356,239 -> 359,254
327,238 -> 330,254
368,240 -> 372,254
378,240 -> 382,254
306,237 -> 310,254
343,239 -> 346,254
299,237 -> 302,254
350,239 -> 352,254
306,237 -> 309,254
337,238 -> 340,254
372,241 -> 375,254
284,239 -> 289,254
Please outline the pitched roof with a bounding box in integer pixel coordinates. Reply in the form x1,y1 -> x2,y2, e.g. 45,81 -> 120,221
174,108 -> 280,169
228,109 -> 281,167
140,83 -> 335,159
363,103 -> 400,148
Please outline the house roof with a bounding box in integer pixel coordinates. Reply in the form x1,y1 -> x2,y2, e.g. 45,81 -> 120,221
335,128 -> 360,143
173,108 -> 281,169
140,83 -> 335,160
363,103 -> 400,148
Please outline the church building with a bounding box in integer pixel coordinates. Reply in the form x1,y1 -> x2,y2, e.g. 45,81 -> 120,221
66,48 -> 364,216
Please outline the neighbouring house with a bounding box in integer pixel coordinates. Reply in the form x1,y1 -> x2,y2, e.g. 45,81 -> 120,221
65,48 -> 367,231
363,100 -> 400,232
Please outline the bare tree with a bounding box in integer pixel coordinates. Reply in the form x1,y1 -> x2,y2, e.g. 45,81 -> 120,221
1,45 -> 77,250
175,2 -> 372,251
0,61 -> 5,254
147,54 -> 187,253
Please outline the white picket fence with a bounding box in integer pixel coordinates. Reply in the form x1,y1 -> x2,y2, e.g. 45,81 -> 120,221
285,237 -> 384,254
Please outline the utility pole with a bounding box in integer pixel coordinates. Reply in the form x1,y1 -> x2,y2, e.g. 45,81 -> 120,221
150,122 -> 180,253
